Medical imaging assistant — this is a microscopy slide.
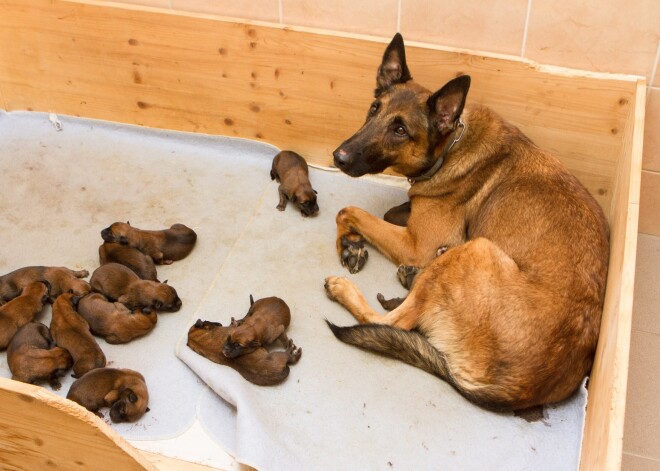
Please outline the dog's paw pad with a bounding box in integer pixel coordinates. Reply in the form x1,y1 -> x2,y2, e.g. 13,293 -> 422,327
397,265 -> 420,289
340,236 -> 368,274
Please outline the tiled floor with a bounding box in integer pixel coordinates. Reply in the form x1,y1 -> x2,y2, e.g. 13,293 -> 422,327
622,233 -> 660,470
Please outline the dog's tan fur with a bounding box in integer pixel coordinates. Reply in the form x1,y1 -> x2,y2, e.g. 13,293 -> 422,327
324,34 -> 609,411
270,151 -> 319,217
66,367 -> 149,422
101,222 -> 196,265
99,242 -> 158,281
0,266 -> 90,303
77,292 -> 158,344
50,293 -> 106,378
0,281 -> 49,349
7,322 -> 73,389
188,320 -> 301,386
223,296 -> 291,359
89,263 -> 181,312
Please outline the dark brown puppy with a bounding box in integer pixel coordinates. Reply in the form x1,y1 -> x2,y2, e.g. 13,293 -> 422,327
270,150 -> 319,217
101,222 -> 197,265
67,368 -> 149,423
325,34 -> 609,411
0,281 -> 50,349
0,266 -> 90,303
89,263 -> 181,312
77,293 -> 158,344
50,293 -> 106,378
223,296 -> 291,359
7,322 -> 73,390
188,320 -> 302,386
99,242 -> 158,281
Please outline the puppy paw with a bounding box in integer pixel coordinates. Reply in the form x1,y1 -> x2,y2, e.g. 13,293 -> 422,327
339,236 -> 368,274
376,293 -> 406,311
397,265 -> 420,289
276,203 -> 286,211
286,339 -> 302,364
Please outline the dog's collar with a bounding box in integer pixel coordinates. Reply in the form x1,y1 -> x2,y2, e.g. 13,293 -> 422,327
408,118 -> 467,184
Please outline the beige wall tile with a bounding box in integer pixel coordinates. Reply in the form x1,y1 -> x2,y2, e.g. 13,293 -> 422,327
526,0 -> 659,79
643,89 -> 660,172
622,453 -> 660,471
114,0 -> 170,7
623,330 -> 660,459
281,0 -> 397,37
639,170 -> 660,235
171,0 -> 279,23
632,234 -> 660,335
400,0 -> 527,56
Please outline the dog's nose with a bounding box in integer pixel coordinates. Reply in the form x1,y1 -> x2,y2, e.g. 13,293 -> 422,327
333,148 -> 351,169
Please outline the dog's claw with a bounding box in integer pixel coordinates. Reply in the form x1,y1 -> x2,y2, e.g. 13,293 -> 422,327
340,236 -> 368,274
397,265 -> 420,289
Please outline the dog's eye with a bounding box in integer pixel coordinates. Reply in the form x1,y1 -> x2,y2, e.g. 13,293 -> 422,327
394,126 -> 407,136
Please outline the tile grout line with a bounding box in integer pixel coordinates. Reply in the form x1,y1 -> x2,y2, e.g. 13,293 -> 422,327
520,0 -> 533,57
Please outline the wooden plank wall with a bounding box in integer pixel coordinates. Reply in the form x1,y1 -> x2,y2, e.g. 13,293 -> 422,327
0,0 -> 639,216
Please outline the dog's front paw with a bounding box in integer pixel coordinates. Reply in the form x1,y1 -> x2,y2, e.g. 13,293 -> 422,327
285,339 -> 302,364
339,236 -> 368,274
397,265 -> 420,289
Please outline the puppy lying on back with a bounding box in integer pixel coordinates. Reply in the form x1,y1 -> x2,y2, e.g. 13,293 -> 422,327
270,151 -> 319,217
0,281 -> 50,349
50,293 -> 106,378
77,293 -> 157,344
89,263 -> 181,312
223,296 -> 291,359
7,322 -> 73,390
188,320 -> 302,386
0,266 -> 90,304
99,242 -> 158,281
101,222 -> 197,265
67,367 -> 149,423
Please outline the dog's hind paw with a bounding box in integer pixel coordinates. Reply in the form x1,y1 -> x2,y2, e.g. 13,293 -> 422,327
340,236 -> 368,274
397,265 -> 420,289
376,293 -> 406,311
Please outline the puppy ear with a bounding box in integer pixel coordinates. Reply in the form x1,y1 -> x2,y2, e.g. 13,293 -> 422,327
376,33 -> 412,97
119,236 -> 129,245
249,294 -> 254,306
427,75 -> 471,135
146,407 -> 151,413
71,295 -> 82,307
313,189 -> 318,194
126,221 -> 131,225
162,279 -> 168,284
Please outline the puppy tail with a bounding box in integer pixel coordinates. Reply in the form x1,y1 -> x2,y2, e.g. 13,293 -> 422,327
325,320 -> 513,411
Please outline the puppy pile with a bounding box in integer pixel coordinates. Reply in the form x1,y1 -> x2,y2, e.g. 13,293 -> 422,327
0,221 -> 196,423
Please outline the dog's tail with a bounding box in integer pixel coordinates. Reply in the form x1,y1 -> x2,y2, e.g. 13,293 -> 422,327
325,320 -> 513,411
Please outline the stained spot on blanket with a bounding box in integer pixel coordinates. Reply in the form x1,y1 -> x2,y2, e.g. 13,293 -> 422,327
514,405 -> 545,423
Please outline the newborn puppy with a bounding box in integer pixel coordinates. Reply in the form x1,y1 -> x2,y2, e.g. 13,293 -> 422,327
0,281 -> 50,349
270,151 -> 319,217
99,242 -> 158,281
50,293 -> 106,378
100,222 -> 197,265
7,322 -> 73,390
67,368 -> 149,423
223,296 -> 291,358
188,320 -> 302,386
0,266 -> 90,303
89,263 -> 181,312
77,293 -> 157,344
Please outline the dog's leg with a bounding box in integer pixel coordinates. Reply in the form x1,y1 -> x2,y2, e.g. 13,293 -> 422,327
277,187 -> 288,211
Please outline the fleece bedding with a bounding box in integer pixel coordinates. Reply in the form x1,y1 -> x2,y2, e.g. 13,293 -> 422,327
0,111 -> 587,470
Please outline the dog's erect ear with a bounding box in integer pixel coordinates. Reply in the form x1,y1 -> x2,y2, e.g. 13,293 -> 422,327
375,33 -> 412,97
126,221 -> 131,225
427,75 -> 471,134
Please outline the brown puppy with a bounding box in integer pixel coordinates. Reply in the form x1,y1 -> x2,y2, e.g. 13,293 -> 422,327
223,296 -> 291,359
99,242 -> 158,281
89,263 -> 181,312
188,319 -> 302,386
67,368 -> 149,423
0,281 -> 50,349
324,34 -> 609,411
50,293 -> 106,378
101,222 -> 197,265
0,266 -> 90,303
7,322 -> 73,390
270,150 -> 319,217
77,293 -> 157,344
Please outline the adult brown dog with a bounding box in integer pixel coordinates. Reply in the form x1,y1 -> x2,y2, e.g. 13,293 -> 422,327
0,266 -> 90,303
271,151 -> 319,217
7,322 -> 73,389
0,281 -> 50,349
324,34 -> 609,411
77,293 -> 158,344
223,296 -> 291,359
101,222 -> 197,265
67,367 -> 149,422
89,263 -> 181,312
99,242 -> 158,281
188,319 -> 301,386
50,293 -> 106,378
